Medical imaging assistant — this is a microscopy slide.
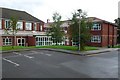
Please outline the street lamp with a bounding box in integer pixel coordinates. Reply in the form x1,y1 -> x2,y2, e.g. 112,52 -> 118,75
77,9 -> 82,51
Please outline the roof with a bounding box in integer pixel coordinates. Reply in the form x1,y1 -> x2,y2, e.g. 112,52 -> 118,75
87,17 -> 118,27
0,7 -> 44,23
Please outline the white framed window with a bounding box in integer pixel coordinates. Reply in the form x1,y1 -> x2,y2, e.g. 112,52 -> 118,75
0,19 -> 1,29
3,38 -> 12,46
91,36 -> 101,43
40,25 -> 43,31
17,38 -> 25,46
92,23 -> 101,30
5,20 -> 10,29
34,23 -> 37,31
17,22 -> 23,30
36,36 -> 52,46
26,22 -> 32,30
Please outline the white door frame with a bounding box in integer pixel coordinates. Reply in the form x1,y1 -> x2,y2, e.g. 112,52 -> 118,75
17,38 -> 25,46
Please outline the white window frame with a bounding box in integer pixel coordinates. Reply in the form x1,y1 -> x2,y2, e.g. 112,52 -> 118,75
26,22 -> 32,30
17,21 -> 23,30
34,23 -> 37,31
5,20 -> 10,29
40,25 -> 43,31
36,36 -> 52,46
17,38 -> 25,46
92,23 -> 101,30
91,35 -> 101,43
3,38 -> 12,46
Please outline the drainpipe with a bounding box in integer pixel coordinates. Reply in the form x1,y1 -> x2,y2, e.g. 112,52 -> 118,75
108,23 -> 110,48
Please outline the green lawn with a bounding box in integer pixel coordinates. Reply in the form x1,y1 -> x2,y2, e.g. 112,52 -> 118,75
114,45 -> 120,48
0,45 -> 98,51
0,46 -> 35,51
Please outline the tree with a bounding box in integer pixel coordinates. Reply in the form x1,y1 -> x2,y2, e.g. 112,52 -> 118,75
114,18 -> 120,44
68,10 -> 92,51
4,17 -> 18,48
47,12 -> 64,45
115,18 -> 120,28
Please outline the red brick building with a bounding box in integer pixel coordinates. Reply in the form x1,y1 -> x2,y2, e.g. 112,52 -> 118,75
0,7 -> 46,46
45,17 -> 118,47
0,8 -> 117,47
87,17 -> 117,47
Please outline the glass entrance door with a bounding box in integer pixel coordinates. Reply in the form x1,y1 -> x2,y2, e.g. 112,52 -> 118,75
17,38 -> 25,46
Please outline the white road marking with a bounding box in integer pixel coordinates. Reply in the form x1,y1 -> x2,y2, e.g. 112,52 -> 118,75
45,54 -> 52,56
13,52 -> 22,55
13,52 -> 34,59
3,58 -> 19,67
23,55 -> 34,59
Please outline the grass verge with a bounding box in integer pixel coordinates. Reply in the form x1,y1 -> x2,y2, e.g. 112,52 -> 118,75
1,45 -> 98,51
114,45 -> 120,48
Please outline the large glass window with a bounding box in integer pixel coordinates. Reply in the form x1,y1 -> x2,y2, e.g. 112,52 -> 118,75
36,36 -> 52,46
91,36 -> 101,43
26,22 -> 32,30
5,20 -> 10,29
92,23 -> 101,30
3,38 -> 12,46
0,19 -> 1,29
17,22 -> 23,30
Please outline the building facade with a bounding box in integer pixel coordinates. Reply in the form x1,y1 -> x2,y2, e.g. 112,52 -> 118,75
0,8 -> 118,47
87,17 -> 117,47
0,7 -> 49,47
45,17 -> 118,47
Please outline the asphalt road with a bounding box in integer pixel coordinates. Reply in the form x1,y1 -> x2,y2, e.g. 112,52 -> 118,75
2,49 -> 119,78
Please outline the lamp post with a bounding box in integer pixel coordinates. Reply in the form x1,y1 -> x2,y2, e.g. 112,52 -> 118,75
77,9 -> 82,51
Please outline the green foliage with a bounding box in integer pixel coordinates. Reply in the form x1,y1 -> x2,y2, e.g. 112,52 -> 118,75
4,16 -> 18,48
68,10 -> 92,51
4,17 -> 19,34
115,18 -> 120,43
47,12 -> 64,45
115,18 -> 120,29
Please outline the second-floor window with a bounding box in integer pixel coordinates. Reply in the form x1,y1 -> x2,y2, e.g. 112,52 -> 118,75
5,20 -> 10,29
17,22 -> 23,30
92,23 -> 101,30
0,19 -> 1,29
40,25 -> 43,31
26,22 -> 32,30
34,23 -> 37,31
91,36 -> 101,43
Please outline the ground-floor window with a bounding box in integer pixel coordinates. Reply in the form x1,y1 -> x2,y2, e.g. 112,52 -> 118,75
36,36 -> 53,46
3,38 -> 12,46
17,38 -> 25,46
91,35 -> 101,43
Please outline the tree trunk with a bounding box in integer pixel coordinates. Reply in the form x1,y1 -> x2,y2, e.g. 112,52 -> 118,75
12,35 -> 14,49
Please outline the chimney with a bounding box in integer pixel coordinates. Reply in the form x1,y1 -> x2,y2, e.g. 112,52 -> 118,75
47,19 -> 50,23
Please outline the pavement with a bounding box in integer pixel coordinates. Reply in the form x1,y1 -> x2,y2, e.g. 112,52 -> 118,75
2,49 -> 118,78
1,47 -> 119,56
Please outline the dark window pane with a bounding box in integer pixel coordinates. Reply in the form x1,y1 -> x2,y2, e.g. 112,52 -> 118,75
22,39 -> 25,43
6,39 -> 8,42
18,39 -> 21,43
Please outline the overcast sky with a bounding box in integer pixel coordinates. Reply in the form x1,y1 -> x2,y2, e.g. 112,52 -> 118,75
0,0 -> 119,23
